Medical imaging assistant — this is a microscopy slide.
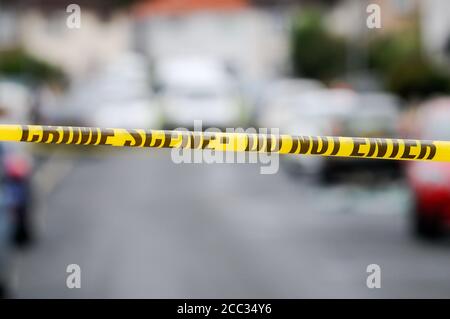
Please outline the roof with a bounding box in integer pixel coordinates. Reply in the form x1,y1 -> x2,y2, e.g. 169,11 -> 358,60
132,0 -> 249,18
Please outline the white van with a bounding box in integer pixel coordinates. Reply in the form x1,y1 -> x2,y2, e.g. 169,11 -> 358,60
154,56 -> 243,129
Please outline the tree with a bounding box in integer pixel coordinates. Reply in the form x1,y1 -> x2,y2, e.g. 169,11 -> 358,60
0,48 -> 67,86
290,10 -> 347,82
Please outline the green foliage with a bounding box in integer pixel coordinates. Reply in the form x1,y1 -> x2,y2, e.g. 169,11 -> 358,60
386,55 -> 450,99
368,30 -> 421,73
0,48 -> 66,85
290,10 -> 347,82
368,31 -> 450,99
290,10 -> 450,99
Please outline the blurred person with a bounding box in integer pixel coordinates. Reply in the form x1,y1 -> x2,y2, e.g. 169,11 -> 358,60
0,80 -> 35,246
0,149 -> 13,298
0,204 -> 11,298
1,143 -> 33,246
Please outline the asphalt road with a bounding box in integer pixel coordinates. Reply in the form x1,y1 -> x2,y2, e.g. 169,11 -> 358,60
13,148 -> 450,298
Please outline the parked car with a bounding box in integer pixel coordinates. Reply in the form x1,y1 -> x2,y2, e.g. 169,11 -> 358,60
407,98 -> 450,238
325,92 -> 403,178
154,56 -> 243,129
48,52 -> 161,129
258,88 -> 403,181
278,89 -> 358,178
256,78 -> 325,130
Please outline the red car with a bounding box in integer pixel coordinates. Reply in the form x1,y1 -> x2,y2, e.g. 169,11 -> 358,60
407,98 -> 450,238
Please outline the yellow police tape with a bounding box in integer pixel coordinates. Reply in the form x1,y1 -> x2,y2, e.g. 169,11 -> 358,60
1,124 -> 450,162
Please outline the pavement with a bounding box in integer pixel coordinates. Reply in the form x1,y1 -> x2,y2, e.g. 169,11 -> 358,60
12,148 -> 450,298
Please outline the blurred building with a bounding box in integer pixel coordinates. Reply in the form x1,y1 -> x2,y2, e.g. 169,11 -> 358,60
327,0 -> 419,39
1,0 -> 448,80
132,0 -> 290,82
327,0 -> 450,71
0,8 -> 18,49
420,0 -> 450,65
0,0 -> 132,79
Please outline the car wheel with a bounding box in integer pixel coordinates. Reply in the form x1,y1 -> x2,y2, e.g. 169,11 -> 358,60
412,208 -> 443,239
319,166 -> 337,184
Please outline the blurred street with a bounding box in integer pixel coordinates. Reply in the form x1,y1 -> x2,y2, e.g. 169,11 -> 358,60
13,149 -> 450,298
2,0 -> 450,299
